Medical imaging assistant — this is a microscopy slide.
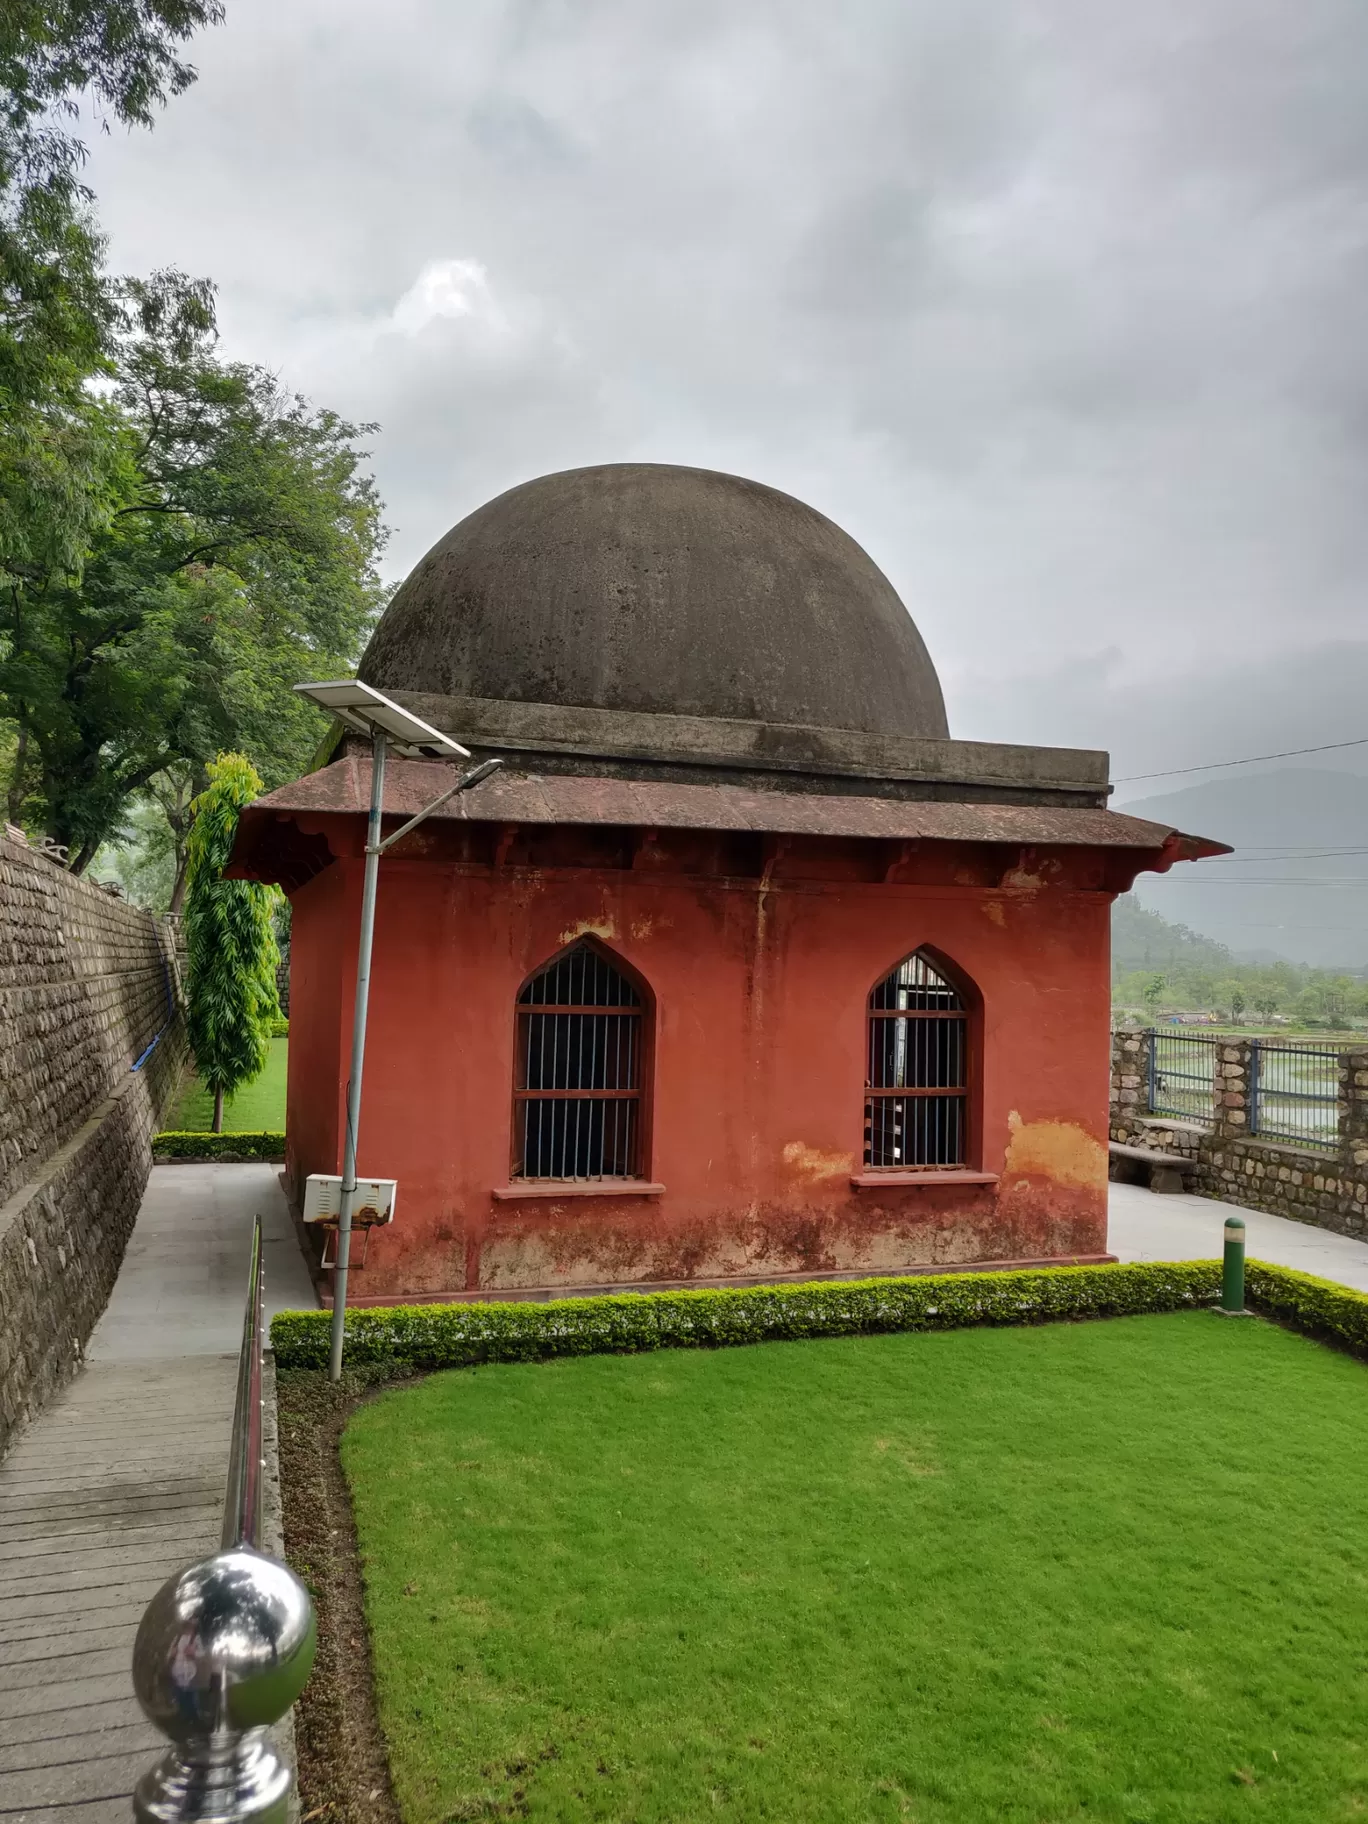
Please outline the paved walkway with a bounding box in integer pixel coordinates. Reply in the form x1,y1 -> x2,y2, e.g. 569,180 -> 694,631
1108,1179 -> 1368,1291
0,1164 -> 316,1823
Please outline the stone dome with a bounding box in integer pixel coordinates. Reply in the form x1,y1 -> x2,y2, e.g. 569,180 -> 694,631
359,464 -> 949,739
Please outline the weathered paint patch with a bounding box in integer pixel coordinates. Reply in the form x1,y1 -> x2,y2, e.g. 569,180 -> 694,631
558,916 -> 618,945
981,901 -> 1006,927
781,1141 -> 855,1182
998,865 -> 1043,893
1004,1111 -> 1106,1189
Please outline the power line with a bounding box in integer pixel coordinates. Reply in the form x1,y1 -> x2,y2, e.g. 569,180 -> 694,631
1116,735 -> 1368,784
1191,922 -> 1367,931
1201,850 -> 1368,863
1161,878 -> 1368,886
1215,925 -> 1368,933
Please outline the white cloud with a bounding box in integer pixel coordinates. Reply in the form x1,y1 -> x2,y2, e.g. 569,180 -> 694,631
390,259 -> 510,337
79,0 -> 1368,746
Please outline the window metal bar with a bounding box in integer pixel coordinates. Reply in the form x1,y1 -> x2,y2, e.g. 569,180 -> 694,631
864,951 -> 968,1168
865,1087 -> 967,1101
513,1088 -> 643,1100
867,1008 -> 963,1020
518,1004 -> 642,1017
514,943 -> 644,1179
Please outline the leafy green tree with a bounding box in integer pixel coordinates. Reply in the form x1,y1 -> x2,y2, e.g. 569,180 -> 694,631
182,752 -> 281,1132
88,792 -> 177,907
1,3 -> 224,590
1140,973 -> 1166,1016
1215,982 -> 1247,1024
1,271 -> 386,868
2,2 -> 223,143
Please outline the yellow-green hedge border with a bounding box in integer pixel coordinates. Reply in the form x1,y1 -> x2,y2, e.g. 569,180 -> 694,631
270,1260 -> 1233,1371
153,1130 -> 285,1161
269,1259 -> 1368,1373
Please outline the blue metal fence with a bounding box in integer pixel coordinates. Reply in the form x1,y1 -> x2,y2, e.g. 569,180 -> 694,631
1250,1041 -> 1339,1151
1147,1031 -> 1218,1124
1139,1030 -> 1342,1151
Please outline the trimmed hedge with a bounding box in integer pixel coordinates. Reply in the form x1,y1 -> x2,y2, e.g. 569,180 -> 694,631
1246,1261 -> 1368,1356
153,1130 -> 286,1161
270,1260 -> 1226,1371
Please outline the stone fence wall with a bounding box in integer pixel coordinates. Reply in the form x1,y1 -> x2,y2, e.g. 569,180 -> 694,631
1111,1028 -> 1368,1240
0,830 -> 188,1452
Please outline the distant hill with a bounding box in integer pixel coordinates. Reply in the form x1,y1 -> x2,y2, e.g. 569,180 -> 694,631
1111,894 -> 1231,976
1116,769 -> 1368,968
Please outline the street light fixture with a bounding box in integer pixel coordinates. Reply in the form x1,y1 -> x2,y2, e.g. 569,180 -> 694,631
293,679 -> 502,1380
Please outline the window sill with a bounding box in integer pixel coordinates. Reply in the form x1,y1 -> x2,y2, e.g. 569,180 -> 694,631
850,1171 -> 1000,1188
491,1180 -> 667,1201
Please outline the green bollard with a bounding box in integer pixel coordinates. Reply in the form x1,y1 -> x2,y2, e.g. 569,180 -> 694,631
1220,1215 -> 1246,1314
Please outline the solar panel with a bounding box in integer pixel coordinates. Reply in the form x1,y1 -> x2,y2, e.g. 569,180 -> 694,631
294,679 -> 472,759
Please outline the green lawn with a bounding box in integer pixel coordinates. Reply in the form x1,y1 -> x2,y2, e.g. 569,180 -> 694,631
343,1314 -> 1368,1823
167,1034 -> 287,1131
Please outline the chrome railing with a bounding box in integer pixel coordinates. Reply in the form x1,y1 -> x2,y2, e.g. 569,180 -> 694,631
131,1216 -> 317,1823
221,1214 -> 268,1552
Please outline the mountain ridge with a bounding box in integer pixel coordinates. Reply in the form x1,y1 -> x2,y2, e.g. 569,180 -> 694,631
1116,768 -> 1368,967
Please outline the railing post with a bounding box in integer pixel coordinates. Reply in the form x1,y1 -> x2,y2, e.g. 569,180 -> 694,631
1248,1039 -> 1261,1138
1146,1027 -> 1157,1113
1339,1048 -> 1368,1176
1212,1038 -> 1253,1142
131,1217 -> 317,1822
1110,1025 -> 1146,1141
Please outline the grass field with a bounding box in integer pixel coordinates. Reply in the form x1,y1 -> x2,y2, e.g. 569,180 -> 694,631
167,1034 -> 287,1131
343,1313 -> 1368,1823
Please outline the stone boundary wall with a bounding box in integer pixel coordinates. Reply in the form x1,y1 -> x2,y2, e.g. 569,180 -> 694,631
1111,1028 -> 1368,1239
0,832 -> 188,1451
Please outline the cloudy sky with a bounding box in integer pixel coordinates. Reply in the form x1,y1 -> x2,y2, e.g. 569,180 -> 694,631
82,0 -> 1368,784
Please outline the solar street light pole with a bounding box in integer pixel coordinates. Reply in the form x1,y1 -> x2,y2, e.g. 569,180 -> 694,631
326,733 -> 503,1379
329,726 -> 387,1382
292,680 -> 496,1381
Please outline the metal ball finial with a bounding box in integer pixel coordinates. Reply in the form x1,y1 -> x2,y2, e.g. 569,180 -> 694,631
132,1545 -> 317,1823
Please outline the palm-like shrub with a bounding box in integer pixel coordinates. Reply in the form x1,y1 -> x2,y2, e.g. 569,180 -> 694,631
183,753 -> 281,1131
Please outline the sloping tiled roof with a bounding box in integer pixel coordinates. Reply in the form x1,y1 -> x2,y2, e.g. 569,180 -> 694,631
236,755 -> 1226,857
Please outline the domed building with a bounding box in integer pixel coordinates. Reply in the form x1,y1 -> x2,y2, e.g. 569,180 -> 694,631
231,463 -> 1222,1302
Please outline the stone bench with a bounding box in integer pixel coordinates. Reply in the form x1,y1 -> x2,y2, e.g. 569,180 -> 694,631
1109,1141 -> 1198,1195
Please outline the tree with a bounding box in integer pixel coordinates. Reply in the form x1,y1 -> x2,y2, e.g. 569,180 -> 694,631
88,791 -> 177,907
2,3 -> 224,138
1,3 -> 225,592
1140,973 -> 1166,1015
147,760 -> 201,911
0,6 -> 345,873
182,753 -> 280,1132
1,270 -> 387,868
1325,977 -> 1354,1029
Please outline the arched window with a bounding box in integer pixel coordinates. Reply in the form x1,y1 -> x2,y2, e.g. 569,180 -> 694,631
865,951 -> 968,1169
514,943 -> 645,1180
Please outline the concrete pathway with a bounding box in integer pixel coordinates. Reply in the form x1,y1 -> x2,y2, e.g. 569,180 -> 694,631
1108,1178 -> 1368,1292
0,1164 -> 316,1823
